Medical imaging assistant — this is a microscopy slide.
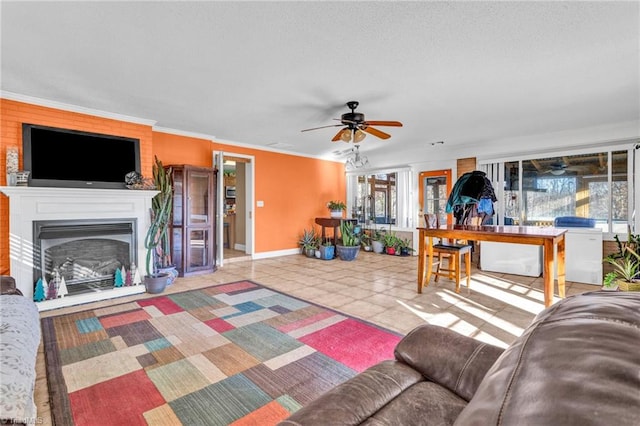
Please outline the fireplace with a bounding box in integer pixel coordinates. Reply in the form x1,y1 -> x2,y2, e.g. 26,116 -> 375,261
33,219 -> 137,297
0,186 -> 158,310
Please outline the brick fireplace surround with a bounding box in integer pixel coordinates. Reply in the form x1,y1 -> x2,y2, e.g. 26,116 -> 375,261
0,186 -> 158,311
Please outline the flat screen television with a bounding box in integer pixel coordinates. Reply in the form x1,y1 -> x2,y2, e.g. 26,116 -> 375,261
22,123 -> 141,189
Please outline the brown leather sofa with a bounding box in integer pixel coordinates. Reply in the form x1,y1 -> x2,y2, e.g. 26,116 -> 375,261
279,291 -> 640,425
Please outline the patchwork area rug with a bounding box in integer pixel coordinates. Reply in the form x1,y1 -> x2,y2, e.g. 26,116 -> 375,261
42,280 -> 403,425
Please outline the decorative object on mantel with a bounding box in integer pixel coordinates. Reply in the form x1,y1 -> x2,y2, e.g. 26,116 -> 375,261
15,171 -> 30,186
327,200 -> 346,218
124,170 -> 156,190
5,146 -> 18,186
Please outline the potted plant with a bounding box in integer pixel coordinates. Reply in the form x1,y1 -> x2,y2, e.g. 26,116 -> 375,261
371,229 -> 386,254
319,238 -> 335,260
383,232 -> 400,255
603,244 -> 640,292
336,220 -> 360,261
327,200 -> 347,218
299,228 -> 319,258
143,156 -> 175,293
398,238 -> 414,256
360,233 -> 372,252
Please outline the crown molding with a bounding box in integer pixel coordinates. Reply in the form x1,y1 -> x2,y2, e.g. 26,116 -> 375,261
152,126 -> 216,141
0,91 -> 157,127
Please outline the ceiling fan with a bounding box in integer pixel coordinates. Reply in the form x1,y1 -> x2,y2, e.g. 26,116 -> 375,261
543,161 -> 592,175
301,101 -> 402,143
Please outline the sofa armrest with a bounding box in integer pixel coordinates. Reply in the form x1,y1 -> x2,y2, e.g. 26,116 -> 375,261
394,324 -> 504,401
0,294 -> 41,424
454,291 -> 640,425
278,360 -> 424,426
0,275 -> 22,295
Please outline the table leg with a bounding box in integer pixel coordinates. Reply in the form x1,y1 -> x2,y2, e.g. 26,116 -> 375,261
424,237 -> 434,289
418,230 -> 425,293
556,236 -> 566,298
543,240 -> 554,308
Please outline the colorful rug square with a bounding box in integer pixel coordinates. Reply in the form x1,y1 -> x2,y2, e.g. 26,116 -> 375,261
42,280 -> 403,425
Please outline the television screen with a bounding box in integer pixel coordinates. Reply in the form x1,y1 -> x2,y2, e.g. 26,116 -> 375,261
22,123 -> 141,189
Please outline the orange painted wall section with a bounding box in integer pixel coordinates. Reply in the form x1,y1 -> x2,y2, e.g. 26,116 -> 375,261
229,148 -> 346,253
153,132 -> 213,168
1,99 -> 346,274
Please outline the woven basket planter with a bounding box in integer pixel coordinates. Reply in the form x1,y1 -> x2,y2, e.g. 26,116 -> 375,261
617,280 -> 640,292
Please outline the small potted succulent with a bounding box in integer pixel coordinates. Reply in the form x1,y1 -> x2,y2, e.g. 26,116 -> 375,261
397,238 -> 414,256
327,200 -> 347,218
299,228 -> 320,258
603,245 -> 640,291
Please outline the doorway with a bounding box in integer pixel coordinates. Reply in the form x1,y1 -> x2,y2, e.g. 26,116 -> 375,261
418,169 -> 452,227
213,151 -> 255,266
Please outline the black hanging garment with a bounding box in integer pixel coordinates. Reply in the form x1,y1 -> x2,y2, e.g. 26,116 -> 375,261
446,170 -> 497,225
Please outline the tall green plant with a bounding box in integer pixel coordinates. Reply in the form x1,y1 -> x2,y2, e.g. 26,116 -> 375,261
144,156 -> 173,276
340,221 -> 359,247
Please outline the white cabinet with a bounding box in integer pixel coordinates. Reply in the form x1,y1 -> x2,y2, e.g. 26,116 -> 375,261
480,242 -> 542,277
556,228 -> 603,285
480,227 -> 603,284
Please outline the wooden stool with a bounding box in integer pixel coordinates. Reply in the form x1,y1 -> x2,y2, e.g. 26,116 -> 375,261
432,243 -> 472,293
424,214 -> 472,293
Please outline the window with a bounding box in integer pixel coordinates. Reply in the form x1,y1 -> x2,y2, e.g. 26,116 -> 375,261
347,168 -> 412,228
352,173 -> 396,224
482,148 -> 631,234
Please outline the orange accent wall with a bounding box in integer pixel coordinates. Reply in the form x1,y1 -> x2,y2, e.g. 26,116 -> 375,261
153,131 -> 347,253
1,99 -> 346,274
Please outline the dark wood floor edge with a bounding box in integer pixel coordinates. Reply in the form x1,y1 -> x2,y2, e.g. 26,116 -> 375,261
40,317 -> 73,426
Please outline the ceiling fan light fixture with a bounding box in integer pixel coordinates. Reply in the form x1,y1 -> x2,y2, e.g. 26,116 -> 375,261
353,129 -> 366,143
550,169 -> 565,176
340,128 -> 352,142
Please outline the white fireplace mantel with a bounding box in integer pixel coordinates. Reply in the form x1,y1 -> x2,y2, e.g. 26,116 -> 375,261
1,186 -> 158,310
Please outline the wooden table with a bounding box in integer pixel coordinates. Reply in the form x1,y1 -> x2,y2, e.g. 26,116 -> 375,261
315,217 -> 357,247
417,225 -> 567,308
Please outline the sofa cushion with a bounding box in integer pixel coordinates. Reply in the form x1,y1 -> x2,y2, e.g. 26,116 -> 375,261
454,291 -> 640,425
394,324 -> 504,401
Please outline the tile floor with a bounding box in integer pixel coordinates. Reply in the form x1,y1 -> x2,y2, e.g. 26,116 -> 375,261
34,252 -> 598,424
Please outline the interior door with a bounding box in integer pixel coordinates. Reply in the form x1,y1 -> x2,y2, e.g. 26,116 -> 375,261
213,151 -> 255,267
418,169 -> 452,226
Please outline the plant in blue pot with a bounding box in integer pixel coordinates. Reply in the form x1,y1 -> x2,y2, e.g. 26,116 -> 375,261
336,221 -> 360,261
319,238 -> 335,260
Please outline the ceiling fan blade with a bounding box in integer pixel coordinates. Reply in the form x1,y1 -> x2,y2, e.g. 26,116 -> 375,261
364,120 -> 403,127
362,126 -> 391,140
301,124 -> 343,132
331,128 -> 346,142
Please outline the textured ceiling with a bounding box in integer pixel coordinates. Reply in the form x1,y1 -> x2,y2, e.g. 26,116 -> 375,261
1,1 -> 638,166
